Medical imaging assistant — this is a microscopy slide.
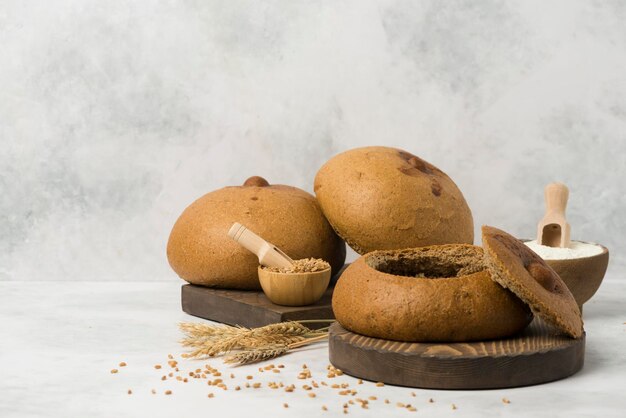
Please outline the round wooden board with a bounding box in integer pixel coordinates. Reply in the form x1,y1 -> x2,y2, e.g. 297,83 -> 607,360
329,319 -> 585,389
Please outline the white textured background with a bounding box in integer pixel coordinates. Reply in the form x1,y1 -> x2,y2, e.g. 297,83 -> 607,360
1,0 -> 624,282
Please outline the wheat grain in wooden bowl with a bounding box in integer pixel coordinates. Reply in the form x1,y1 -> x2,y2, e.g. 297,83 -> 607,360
258,258 -> 331,306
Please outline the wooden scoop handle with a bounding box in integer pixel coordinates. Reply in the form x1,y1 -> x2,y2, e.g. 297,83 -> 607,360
537,182 -> 571,248
228,223 -> 294,269
544,182 -> 569,218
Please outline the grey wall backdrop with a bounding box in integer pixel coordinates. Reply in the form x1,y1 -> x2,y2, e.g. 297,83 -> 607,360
2,1 -> 624,282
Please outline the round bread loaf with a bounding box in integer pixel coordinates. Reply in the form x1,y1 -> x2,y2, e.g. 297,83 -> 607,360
167,176 -> 346,289
314,146 -> 474,254
332,244 -> 532,342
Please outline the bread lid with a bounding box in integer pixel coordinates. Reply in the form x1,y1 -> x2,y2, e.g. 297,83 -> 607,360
481,225 -> 583,339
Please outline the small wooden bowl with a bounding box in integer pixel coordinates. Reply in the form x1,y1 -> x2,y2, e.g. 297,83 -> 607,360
543,243 -> 609,308
257,266 -> 331,306
523,240 -> 609,308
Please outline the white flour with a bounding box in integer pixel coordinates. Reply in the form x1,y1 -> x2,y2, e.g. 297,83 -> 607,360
524,240 -> 604,260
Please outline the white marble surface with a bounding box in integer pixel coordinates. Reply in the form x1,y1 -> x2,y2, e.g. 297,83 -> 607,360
1,1 -> 626,282
1,278 -> 625,418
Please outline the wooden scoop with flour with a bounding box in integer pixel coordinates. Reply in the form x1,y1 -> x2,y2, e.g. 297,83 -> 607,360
537,182 -> 571,248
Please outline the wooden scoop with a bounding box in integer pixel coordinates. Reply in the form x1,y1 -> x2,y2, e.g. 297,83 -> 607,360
537,183 -> 571,248
228,222 -> 330,306
227,222 -> 294,269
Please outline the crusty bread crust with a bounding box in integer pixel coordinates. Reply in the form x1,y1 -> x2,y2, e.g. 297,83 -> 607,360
482,226 -> 583,339
167,179 -> 346,289
314,146 -> 474,255
332,244 -> 532,342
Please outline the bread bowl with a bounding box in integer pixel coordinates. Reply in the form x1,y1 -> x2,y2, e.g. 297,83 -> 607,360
167,176 -> 346,289
332,244 -> 533,342
314,146 -> 474,254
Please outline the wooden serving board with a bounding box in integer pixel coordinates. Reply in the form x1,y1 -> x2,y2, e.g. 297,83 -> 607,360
181,284 -> 334,329
329,319 -> 585,389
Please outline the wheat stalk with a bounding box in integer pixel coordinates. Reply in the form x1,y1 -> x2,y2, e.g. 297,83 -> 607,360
179,321 -> 314,339
179,321 -> 329,359
288,333 -> 328,349
222,334 -> 330,365
179,322 -> 242,337
223,346 -> 290,365
178,323 -> 249,346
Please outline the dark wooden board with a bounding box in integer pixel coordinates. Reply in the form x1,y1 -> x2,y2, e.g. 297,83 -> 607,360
181,284 -> 334,329
329,319 -> 585,389
181,265 -> 347,328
